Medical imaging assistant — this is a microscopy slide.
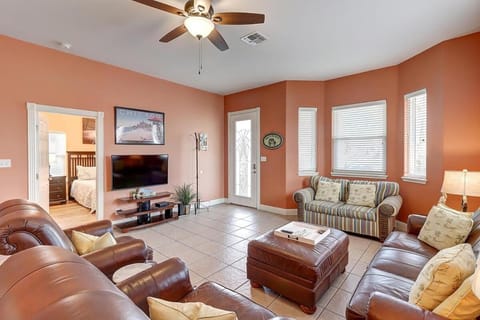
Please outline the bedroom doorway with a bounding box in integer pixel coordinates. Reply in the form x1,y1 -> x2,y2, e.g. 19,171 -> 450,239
27,103 -> 104,226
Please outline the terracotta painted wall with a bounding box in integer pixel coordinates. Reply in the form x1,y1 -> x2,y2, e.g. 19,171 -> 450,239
44,113 -> 96,152
0,35 -> 224,220
224,82 -> 287,208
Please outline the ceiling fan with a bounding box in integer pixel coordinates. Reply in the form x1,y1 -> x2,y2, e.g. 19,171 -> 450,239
133,0 -> 265,51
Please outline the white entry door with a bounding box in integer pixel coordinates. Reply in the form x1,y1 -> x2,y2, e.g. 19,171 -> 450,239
228,108 -> 259,208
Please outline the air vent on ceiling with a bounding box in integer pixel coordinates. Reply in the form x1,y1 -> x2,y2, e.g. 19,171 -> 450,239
241,32 -> 268,46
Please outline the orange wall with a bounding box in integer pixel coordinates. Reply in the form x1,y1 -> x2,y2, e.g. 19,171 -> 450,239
45,113 -> 96,152
0,35 -> 224,219
225,32 -> 480,221
224,82 -> 287,208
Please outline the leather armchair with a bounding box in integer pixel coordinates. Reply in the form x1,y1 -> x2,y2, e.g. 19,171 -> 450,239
0,199 -> 153,279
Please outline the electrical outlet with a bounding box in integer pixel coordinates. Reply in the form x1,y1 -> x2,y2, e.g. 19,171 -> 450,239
0,159 -> 11,168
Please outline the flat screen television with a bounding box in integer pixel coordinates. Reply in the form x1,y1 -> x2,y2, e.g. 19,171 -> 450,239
111,154 -> 168,190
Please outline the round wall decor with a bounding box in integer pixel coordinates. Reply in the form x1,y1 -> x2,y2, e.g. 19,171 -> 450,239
262,132 -> 283,149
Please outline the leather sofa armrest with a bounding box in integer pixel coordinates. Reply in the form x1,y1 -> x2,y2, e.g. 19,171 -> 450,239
82,238 -> 151,279
293,187 -> 315,222
407,214 -> 427,235
378,195 -> 402,217
367,292 -> 448,320
117,257 -> 194,315
63,220 -> 113,238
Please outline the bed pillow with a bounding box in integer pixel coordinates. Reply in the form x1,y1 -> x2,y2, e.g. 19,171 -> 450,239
77,165 -> 96,180
71,231 -> 117,255
315,181 -> 341,202
148,297 -> 238,320
346,183 -> 376,207
418,205 -> 473,250
408,243 -> 476,311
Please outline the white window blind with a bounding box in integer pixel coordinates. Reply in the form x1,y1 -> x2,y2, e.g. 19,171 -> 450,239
332,101 -> 387,178
298,107 -> 317,175
403,89 -> 427,183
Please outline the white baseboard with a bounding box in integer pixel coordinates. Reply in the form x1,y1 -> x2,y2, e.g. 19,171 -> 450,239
258,204 -> 297,216
395,220 -> 407,232
202,198 -> 226,207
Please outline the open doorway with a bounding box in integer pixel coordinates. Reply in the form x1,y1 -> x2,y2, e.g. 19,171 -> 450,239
27,103 -> 104,229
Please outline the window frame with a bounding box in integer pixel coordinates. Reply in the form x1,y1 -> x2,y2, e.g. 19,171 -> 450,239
402,89 -> 427,184
331,100 -> 387,179
298,107 -> 318,176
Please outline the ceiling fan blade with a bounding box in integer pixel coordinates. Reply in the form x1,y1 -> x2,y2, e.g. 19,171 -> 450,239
193,0 -> 211,14
132,0 -> 186,16
212,12 -> 265,25
159,25 -> 188,42
208,29 -> 229,51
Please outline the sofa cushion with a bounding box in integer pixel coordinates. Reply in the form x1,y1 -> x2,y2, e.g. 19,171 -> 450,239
347,184 -> 376,208
314,181 -> 341,202
383,231 -> 438,259
369,247 -> 431,281
305,201 -> 377,221
433,274 -> 480,320
148,297 -> 237,320
314,176 -> 350,202
408,243 -> 476,311
418,205 -> 473,250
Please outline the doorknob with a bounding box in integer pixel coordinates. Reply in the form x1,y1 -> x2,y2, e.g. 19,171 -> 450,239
252,163 -> 257,174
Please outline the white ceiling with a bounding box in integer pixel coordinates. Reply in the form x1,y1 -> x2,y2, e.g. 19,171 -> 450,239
1,0 -> 479,95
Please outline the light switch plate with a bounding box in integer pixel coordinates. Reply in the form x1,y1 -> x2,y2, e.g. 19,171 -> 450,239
0,159 -> 12,168
260,156 -> 267,162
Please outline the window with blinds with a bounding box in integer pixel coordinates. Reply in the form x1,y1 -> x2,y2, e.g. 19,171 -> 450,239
403,89 -> 427,183
332,101 -> 387,178
298,107 -> 317,176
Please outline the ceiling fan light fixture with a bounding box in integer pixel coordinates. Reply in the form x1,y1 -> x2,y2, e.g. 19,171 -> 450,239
184,16 -> 214,39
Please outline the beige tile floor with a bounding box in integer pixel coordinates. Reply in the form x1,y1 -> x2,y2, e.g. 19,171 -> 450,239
127,204 -> 381,320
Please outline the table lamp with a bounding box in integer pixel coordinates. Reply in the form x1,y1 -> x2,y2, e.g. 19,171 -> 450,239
440,169 -> 480,212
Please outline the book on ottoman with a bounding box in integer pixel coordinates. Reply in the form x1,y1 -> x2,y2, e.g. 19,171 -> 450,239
274,221 -> 330,245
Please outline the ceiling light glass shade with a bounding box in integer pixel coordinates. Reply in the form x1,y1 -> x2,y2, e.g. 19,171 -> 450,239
184,16 -> 214,39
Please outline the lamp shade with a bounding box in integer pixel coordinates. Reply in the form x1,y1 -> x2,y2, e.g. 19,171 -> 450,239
184,16 -> 214,39
441,170 -> 480,197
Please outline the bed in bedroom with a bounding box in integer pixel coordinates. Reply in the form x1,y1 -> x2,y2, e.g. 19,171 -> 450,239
67,151 -> 96,213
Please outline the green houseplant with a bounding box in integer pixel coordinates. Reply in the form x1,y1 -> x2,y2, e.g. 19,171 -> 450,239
173,183 -> 196,215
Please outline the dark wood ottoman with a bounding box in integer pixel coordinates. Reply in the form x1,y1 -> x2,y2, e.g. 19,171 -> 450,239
247,227 -> 349,314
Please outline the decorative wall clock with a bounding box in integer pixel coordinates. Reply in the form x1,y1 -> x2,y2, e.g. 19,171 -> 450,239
262,132 -> 283,150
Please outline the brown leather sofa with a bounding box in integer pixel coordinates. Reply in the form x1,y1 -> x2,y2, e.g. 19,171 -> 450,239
0,199 -> 152,279
0,246 -> 284,320
346,211 -> 480,320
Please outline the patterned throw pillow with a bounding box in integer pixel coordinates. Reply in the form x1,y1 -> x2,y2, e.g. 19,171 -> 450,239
314,181 -> 341,202
418,205 -> 473,251
346,183 -> 376,207
433,274 -> 480,319
148,297 -> 238,320
409,243 -> 476,311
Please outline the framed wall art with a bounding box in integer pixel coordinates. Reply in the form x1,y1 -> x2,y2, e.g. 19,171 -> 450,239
82,118 -> 96,144
114,106 -> 165,145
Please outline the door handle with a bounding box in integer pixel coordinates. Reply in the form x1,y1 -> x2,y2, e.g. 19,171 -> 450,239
252,163 -> 257,174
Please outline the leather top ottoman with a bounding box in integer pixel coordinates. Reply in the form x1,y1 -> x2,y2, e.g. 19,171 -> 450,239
247,227 -> 349,314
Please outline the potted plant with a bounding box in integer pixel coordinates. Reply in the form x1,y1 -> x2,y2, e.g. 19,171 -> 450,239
173,183 -> 196,215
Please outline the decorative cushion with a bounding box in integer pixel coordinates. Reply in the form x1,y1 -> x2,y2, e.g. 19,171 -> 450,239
433,274 -> 480,319
148,297 -> 238,320
408,243 -> 476,311
71,230 -> 117,255
418,205 -> 473,250
77,165 -> 96,180
314,181 -> 341,202
315,176 -> 350,201
346,183 -> 376,208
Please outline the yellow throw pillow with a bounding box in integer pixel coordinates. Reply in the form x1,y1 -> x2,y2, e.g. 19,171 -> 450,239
346,183 -> 376,207
409,243 -> 476,311
315,181 -> 341,202
418,205 -> 473,250
148,297 -> 238,320
71,230 -> 117,255
433,274 -> 480,319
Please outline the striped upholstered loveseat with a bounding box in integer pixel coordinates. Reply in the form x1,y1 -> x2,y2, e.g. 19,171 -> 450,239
293,175 -> 403,241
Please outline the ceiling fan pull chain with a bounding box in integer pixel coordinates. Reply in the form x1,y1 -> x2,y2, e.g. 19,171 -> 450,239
198,39 -> 203,75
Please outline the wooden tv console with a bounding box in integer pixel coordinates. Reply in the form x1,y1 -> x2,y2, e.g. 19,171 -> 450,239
114,192 -> 179,233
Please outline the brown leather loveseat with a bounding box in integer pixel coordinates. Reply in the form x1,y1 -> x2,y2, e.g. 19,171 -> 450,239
346,211 -> 480,320
0,246 -> 282,320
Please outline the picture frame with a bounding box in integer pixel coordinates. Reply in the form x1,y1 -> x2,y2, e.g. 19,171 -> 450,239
114,106 -> 165,145
82,118 -> 96,144
262,132 -> 283,150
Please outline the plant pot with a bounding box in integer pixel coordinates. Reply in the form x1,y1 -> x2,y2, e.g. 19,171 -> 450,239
183,204 -> 191,215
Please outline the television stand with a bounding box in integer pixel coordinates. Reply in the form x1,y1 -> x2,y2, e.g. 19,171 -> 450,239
114,192 -> 179,232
